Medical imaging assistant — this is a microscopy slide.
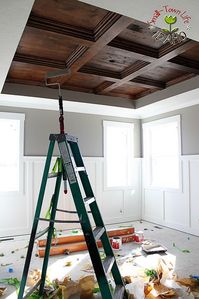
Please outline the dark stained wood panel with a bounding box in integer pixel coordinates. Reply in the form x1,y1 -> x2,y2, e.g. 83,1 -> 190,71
143,65 -> 188,82
109,84 -> 148,96
17,27 -> 79,61
4,0 -> 199,105
32,0 -> 107,30
63,72 -> 105,90
84,46 -> 137,72
180,44 -> 199,62
7,62 -> 56,86
118,21 -> 162,49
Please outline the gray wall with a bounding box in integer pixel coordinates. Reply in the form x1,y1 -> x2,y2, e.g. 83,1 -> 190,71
142,104 -> 199,156
0,106 -> 141,157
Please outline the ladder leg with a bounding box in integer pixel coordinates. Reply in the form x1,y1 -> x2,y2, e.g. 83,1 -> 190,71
39,173 -> 62,295
18,140 -> 55,299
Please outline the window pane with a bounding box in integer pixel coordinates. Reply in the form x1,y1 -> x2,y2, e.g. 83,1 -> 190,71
151,157 -> 179,188
151,123 -> 179,156
0,118 -> 20,191
143,116 -> 180,189
104,122 -> 134,188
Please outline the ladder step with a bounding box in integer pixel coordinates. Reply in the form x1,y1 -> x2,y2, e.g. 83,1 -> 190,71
103,256 -> 115,274
56,208 -> 92,215
56,208 -> 77,214
93,226 -> 105,241
48,172 -> 61,178
23,279 -> 41,299
35,227 -> 49,239
84,196 -> 95,205
113,285 -> 125,299
38,218 -> 80,224
75,167 -> 85,172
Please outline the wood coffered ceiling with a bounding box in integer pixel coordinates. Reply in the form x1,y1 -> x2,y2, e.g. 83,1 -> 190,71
5,0 -> 199,104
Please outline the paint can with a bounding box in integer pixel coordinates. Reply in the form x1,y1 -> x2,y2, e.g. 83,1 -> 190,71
112,237 -> 122,250
134,231 -> 144,243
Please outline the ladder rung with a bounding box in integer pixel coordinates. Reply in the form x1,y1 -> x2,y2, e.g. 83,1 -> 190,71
56,208 -> 92,214
113,285 -> 125,299
35,227 -> 49,239
48,172 -> 61,178
56,208 -> 77,214
103,256 -> 115,274
38,218 -> 80,224
75,167 -> 85,172
23,279 -> 41,299
84,196 -> 95,204
93,226 -> 105,241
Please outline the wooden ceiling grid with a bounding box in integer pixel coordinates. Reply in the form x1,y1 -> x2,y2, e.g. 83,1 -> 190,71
6,0 -> 199,101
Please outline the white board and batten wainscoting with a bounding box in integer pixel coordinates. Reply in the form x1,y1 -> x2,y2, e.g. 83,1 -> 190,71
142,155 -> 199,237
0,156 -> 141,237
2,155 -> 199,237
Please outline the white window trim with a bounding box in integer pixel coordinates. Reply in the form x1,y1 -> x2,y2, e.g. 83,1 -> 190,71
142,115 -> 182,192
0,112 -> 25,196
103,120 -> 134,190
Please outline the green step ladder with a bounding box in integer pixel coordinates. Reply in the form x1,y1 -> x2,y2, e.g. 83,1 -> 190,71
18,132 -> 127,299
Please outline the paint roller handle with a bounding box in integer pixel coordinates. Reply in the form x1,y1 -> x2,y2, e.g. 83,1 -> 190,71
59,95 -> 65,134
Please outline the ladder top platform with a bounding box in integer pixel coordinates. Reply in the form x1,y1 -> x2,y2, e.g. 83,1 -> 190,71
49,133 -> 78,142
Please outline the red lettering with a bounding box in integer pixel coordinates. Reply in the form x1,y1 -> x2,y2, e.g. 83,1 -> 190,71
163,5 -> 168,12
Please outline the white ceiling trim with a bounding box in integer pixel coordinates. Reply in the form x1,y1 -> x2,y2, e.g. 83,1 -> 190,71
0,93 -> 141,118
1,88 -> 199,119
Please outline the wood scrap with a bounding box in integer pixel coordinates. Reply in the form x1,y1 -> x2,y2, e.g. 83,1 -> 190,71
27,269 -> 41,287
175,277 -> 199,288
0,287 -> 7,296
79,276 -> 95,299
38,235 -> 134,257
147,283 -> 176,298
59,280 -> 80,299
37,227 -> 134,247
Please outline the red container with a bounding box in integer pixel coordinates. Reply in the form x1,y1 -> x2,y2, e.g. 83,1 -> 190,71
134,231 -> 144,243
111,237 -> 122,250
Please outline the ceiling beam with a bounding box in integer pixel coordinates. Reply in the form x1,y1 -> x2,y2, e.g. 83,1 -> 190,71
56,15 -> 133,84
13,53 -> 165,91
99,40 -> 197,93
109,38 -> 199,74
94,81 -> 115,94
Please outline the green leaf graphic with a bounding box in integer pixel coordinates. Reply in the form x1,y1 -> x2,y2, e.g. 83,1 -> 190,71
171,27 -> 179,33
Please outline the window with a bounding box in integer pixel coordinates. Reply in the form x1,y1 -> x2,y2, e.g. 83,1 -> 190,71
0,112 -> 25,192
143,115 -> 181,189
103,121 -> 134,188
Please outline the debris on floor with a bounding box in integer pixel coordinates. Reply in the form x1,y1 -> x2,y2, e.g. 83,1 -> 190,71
173,242 -> 190,253
0,277 -> 20,291
27,269 -> 41,287
1,221 -> 198,298
0,287 -> 7,297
